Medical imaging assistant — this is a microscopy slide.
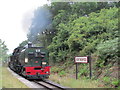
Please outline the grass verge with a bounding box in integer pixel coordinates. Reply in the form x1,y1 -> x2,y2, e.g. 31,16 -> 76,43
49,74 -> 105,88
1,67 -> 29,88
50,63 -> 120,88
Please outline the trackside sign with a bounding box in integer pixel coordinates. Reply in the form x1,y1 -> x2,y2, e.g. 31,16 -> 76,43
74,56 -> 92,79
75,56 -> 88,63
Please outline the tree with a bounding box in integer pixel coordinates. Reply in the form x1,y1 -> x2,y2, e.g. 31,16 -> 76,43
0,39 -> 8,61
48,7 -> 118,63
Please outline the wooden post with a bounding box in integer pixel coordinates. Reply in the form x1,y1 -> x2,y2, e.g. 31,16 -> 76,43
88,56 -> 92,79
76,63 -> 78,79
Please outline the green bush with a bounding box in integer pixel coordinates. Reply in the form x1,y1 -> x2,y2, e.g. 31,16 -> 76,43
58,70 -> 66,77
111,79 -> 120,86
51,67 -> 60,73
103,77 -> 111,85
78,65 -> 88,77
96,38 -> 118,65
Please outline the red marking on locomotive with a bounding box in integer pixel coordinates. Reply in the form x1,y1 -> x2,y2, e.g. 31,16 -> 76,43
25,66 -> 50,75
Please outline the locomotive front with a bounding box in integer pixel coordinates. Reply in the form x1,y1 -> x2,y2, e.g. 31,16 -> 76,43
20,44 -> 50,79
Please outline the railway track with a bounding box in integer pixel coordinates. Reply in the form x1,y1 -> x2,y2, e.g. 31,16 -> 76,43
8,67 -> 68,89
34,80 -> 67,90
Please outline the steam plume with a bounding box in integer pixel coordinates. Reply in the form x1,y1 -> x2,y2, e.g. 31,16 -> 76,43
28,6 -> 52,42
22,10 -> 34,33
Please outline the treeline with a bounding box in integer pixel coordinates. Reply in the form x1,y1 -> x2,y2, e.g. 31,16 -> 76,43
0,39 -> 8,62
26,2 -> 119,66
49,7 -> 118,65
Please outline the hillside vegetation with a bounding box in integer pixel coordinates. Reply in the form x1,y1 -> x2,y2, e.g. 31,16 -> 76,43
25,2 -> 119,88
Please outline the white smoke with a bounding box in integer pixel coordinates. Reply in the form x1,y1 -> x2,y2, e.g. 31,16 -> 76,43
22,10 -> 34,33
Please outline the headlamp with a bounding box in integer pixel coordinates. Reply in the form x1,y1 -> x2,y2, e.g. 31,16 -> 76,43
36,49 -> 41,52
25,58 -> 28,63
42,62 -> 46,65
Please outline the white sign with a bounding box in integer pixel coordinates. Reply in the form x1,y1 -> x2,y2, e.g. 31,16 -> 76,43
75,56 -> 88,63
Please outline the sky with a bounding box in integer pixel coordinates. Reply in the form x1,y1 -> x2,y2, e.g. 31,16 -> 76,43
0,0 -> 49,54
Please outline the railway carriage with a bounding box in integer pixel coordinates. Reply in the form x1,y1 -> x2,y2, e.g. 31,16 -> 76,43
9,43 -> 50,79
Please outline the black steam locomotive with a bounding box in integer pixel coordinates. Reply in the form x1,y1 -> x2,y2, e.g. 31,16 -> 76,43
8,43 -> 50,79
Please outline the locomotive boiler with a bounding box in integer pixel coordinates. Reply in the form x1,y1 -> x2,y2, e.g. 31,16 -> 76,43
8,43 -> 50,79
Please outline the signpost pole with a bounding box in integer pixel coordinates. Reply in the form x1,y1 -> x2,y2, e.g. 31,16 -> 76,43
89,56 -> 92,79
76,63 -> 78,80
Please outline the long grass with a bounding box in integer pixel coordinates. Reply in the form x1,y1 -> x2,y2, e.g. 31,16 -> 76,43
49,74 -> 105,88
1,67 -> 29,88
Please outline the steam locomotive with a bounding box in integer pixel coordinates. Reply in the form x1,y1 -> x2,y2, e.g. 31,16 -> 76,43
8,43 -> 50,79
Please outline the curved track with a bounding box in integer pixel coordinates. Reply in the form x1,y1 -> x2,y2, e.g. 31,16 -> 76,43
34,80 -> 67,90
8,67 -> 68,89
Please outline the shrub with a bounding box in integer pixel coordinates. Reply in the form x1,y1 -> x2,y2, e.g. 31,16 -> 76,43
96,38 -> 118,65
58,70 -> 66,77
111,79 -> 120,87
103,77 -> 111,85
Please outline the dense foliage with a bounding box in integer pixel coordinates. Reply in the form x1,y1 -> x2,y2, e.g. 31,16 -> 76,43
48,6 -> 118,65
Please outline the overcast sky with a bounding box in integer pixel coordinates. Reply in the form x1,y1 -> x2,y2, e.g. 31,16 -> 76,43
0,0 -> 49,54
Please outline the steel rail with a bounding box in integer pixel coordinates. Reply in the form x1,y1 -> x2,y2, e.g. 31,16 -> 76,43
34,80 -> 66,90
34,81 -> 53,90
43,79 -> 67,90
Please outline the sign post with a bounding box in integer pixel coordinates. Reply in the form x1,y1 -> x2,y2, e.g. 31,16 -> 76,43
74,56 -> 92,79
76,63 -> 78,79
88,56 -> 92,79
